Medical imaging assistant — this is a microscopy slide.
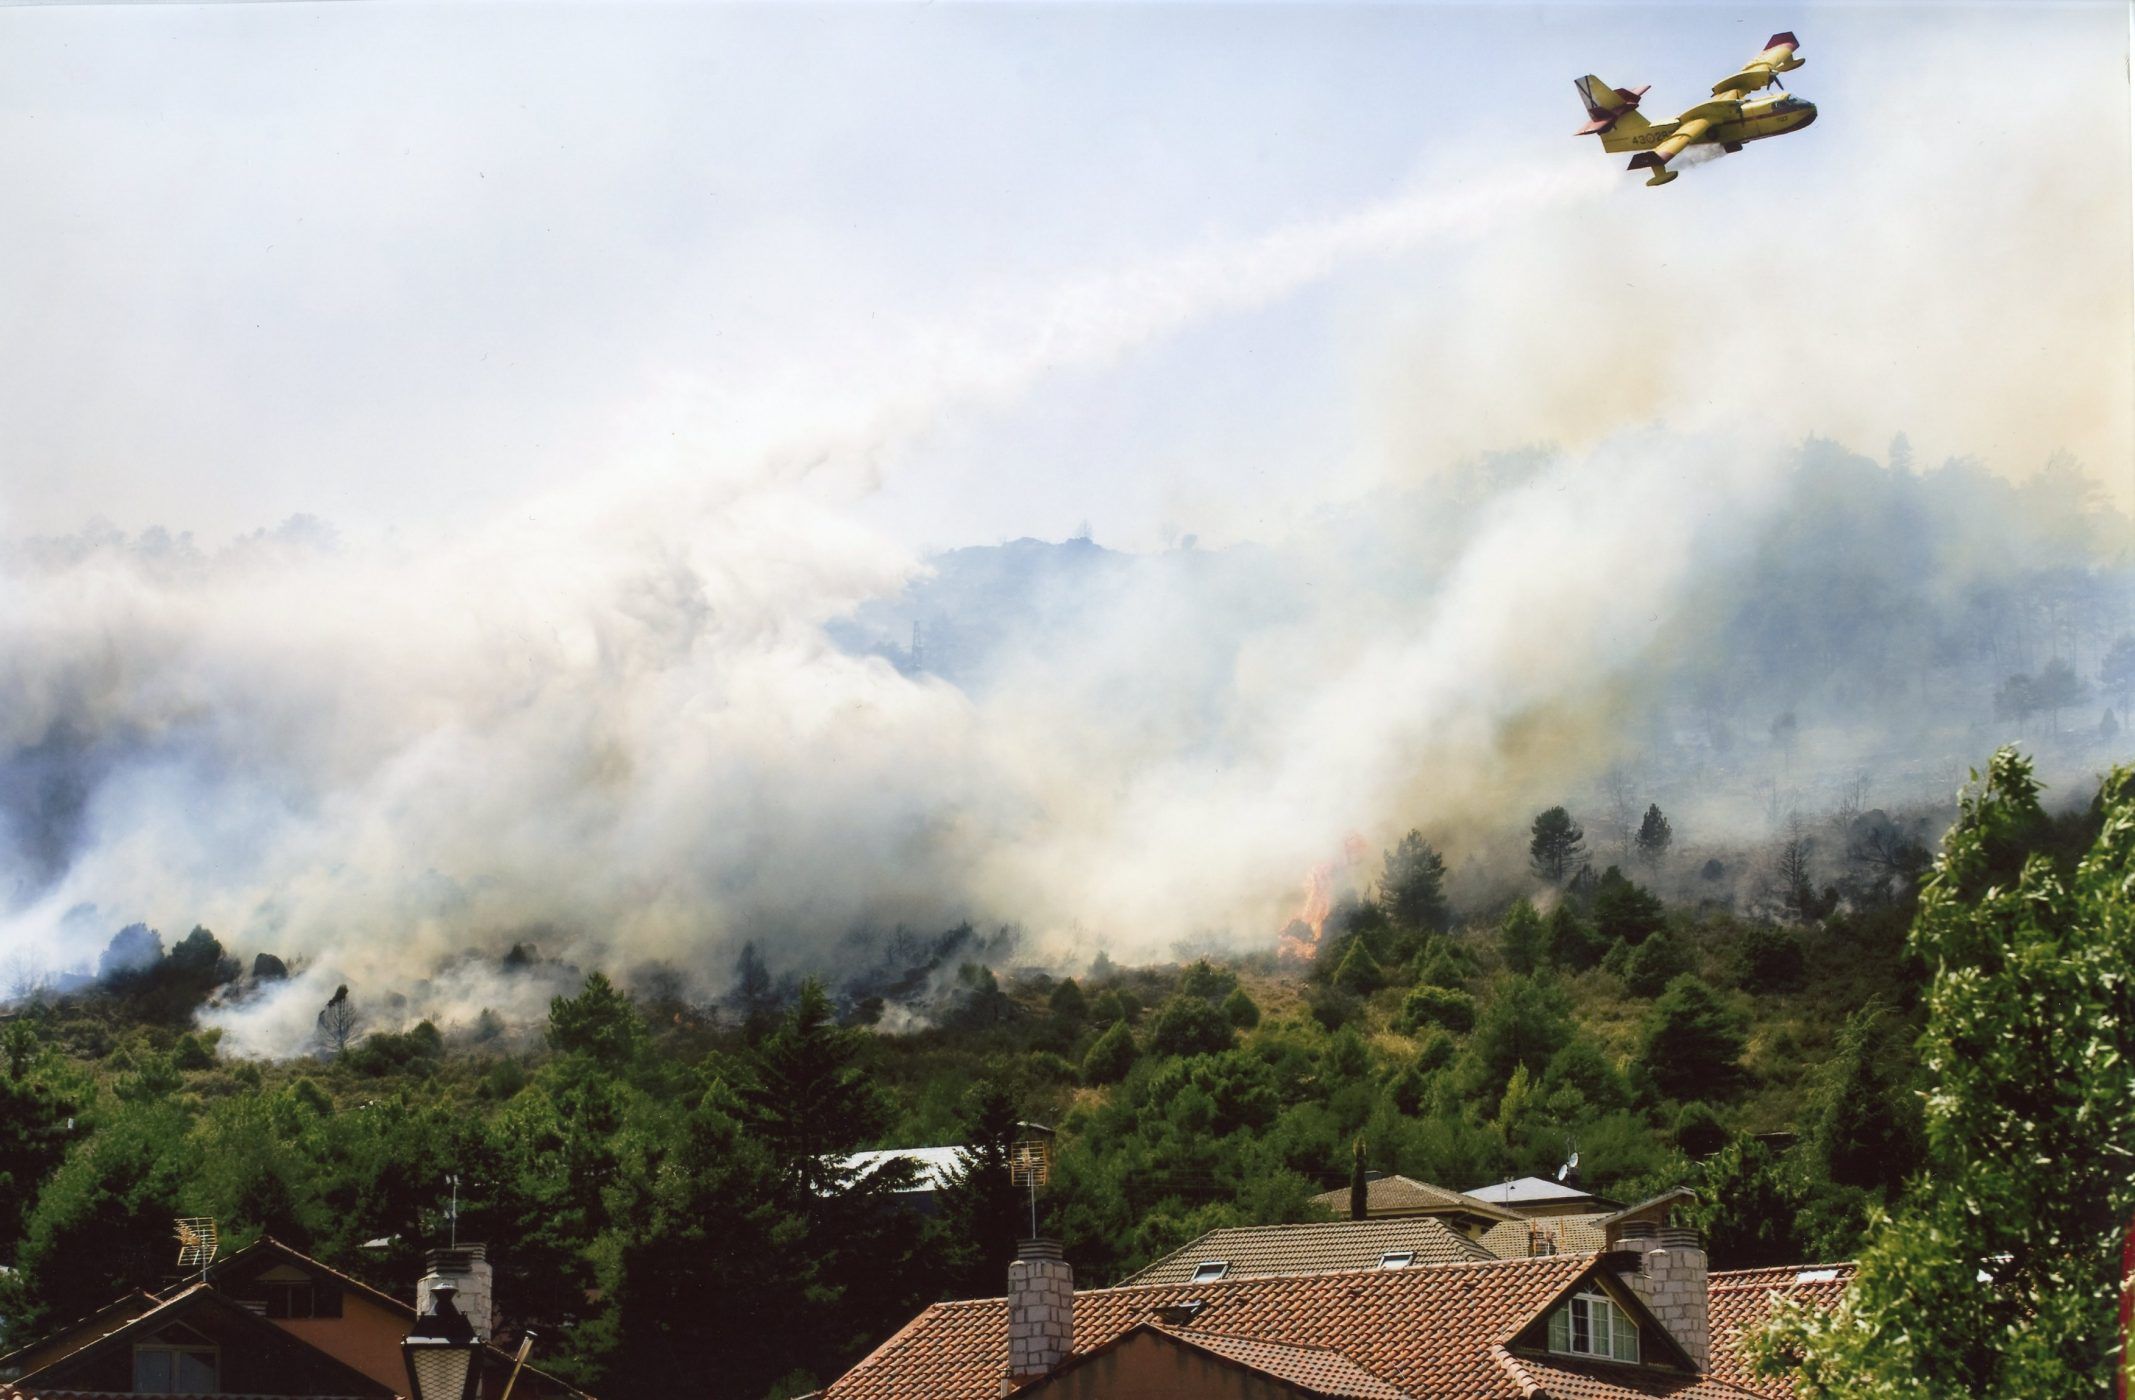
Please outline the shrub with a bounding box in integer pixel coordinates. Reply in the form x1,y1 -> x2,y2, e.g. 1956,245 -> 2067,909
1222,987 -> 1261,1029
1081,1021 -> 1138,1083
1149,996 -> 1234,1058
1735,924 -> 1806,993
1623,933 -> 1692,997
1399,985 -> 1478,1036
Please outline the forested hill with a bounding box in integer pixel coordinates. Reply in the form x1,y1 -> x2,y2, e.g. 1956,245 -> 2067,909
2,751 -> 2126,1399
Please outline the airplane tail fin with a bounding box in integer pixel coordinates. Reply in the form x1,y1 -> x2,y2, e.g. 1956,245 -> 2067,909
1574,75 -> 1652,136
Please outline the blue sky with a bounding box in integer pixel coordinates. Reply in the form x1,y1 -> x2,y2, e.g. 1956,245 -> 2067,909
0,1 -> 2127,550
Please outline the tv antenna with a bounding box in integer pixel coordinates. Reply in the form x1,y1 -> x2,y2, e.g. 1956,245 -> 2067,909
174,1217 -> 219,1276
1009,1138 -> 1051,1238
446,1173 -> 459,1247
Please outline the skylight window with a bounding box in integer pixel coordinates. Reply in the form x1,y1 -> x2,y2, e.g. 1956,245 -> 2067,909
1795,1268 -> 1839,1284
1190,1261 -> 1229,1283
1547,1291 -> 1639,1363
1379,1252 -> 1415,1269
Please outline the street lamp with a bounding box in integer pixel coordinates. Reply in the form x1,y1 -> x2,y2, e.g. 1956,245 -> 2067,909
402,1281 -> 484,1400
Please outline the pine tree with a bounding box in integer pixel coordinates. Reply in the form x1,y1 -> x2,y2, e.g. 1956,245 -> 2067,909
1381,831 -> 1451,931
1635,803 -> 1674,867
1499,899 -> 1547,974
742,980 -> 899,1203
1528,807 -> 1587,882
1640,976 -> 1746,1101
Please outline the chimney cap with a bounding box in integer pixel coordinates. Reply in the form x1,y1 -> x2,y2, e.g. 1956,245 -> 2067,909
1016,1238 -> 1064,1262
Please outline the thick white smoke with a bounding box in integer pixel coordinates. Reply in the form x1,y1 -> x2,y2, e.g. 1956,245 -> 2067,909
3,157 -> 1656,1054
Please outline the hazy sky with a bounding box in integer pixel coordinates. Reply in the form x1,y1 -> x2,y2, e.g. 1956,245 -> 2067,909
2,1 -> 2128,551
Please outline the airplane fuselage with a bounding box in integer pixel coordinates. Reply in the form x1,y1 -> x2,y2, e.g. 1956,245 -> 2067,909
1602,92 -> 1817,154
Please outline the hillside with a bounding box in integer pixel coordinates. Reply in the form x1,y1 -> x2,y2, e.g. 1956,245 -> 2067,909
2,754 -> 2118,1398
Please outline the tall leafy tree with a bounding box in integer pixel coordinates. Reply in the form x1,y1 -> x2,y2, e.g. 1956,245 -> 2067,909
934,1080 -> 1028,1293
546,971 -> 647,1068
1768,753 -> 2135,1396
1528,807 -> 1587,883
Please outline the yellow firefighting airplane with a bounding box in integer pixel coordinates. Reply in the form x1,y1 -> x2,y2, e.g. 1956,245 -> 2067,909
1575,32 -> 1815,186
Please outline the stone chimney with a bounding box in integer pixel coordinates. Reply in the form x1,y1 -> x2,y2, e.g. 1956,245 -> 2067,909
417,1245 -> 494,1342
1003,1239 -> 1074,1392
1620,1225 -> 1708,1371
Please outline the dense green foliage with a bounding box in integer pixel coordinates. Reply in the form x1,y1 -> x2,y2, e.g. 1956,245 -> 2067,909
1765,752 -> 2135,1396
0,753 -> 2120,1398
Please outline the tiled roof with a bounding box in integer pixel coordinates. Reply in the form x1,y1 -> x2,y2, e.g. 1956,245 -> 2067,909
1479,1213 -> 1611,1259
1307,1175 -> 1523,1223
1159,1326 -> 1410,1399
1122,1218 -> 1494,1284
826,1253 -> 1757,1400
1705,1264 -> 1855,1397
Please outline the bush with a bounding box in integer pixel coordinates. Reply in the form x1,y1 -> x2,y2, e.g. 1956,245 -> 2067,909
1674,1100 -> 1727,1157
1623,933 -> 1692,997
171,1033 -> 216,1071
1399,985 -> 1478,1036
1500,900 -> 1547,974
1735,924 -> 1806,993
1178,960 -> 1238,1002
1149,996 -> 1234,1058
1222,987 -> 1261,1029
1411,1027 -> 1457,1074
1331,939 -> 1385,996
1081,1020 -> 1137,1083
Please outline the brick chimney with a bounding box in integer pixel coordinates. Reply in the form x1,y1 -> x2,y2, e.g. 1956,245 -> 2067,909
1003,1239 -> 1074,1392
417,1245 -> 494,1342
1621,1225 -> 1708,1370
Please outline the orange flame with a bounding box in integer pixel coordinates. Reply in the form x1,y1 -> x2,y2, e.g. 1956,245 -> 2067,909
1276,833 -> 1371,961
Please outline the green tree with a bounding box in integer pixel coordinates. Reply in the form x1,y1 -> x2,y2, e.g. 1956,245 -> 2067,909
1148,995 -> 1235,1058
1640,976 -> 1746,1102
1810,1006 -> 1910,1193
1734,923 -> 1806,993
1381,831 -> 1450,931
547,971 -> 647,1067
1770,752 -> 2135,1395
1528,807 -> 1587,883
1178,959 -> 1238,1002
1348,1135 -> 1368,1221
1592,866 -> 1666,945
742,980 -> 901,1202
934,1080 -> 1029,1296
1547,903 -> 1608,970
1467,975 -> 1574,1101
2100,633 -> 2135,715
1622,932 -> 1691,997
1221,986 -> 1261,1029
1499,899 -> 1547,974
1635,803 -> 1674,867
1081,1021 -> 1137,1083
1047,977 -> 1088,1023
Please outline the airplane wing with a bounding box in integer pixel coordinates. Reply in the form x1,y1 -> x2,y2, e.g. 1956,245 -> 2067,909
1711,31 -> 1804,96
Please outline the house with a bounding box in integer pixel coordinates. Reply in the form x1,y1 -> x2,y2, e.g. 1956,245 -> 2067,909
0,1238 -> 592,1400
826,1227 -> 1832,1400
1479,1187 -> 1701,1261
1118,1217 -> 1493,1286
1302,1174 -> 1523,1239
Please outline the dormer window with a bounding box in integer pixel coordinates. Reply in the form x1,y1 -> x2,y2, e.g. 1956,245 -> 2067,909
1546,1290 -> 1639,1363
1378,1252 -> 1415,1269
1189,1261 -> 1229,1283
133,1328 -> 219,1394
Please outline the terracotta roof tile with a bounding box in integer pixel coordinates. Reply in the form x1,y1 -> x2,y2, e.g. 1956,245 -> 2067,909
828,1253 -> 1744,1400
1122,1218 -> 1493,1284
1156,1326 -> 1411,1399
1705,1264 -> 1854,1397
1308,1176 -> 1522,1223
1479,1213 -> 1611,1259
